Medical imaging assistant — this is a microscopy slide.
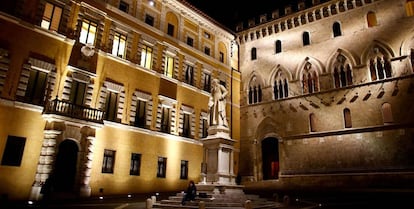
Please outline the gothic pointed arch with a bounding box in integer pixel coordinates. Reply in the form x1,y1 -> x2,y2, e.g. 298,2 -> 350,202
361,40 -> 395,63
269,65 -> 291,100
362,40 -> 395,81
295,57 -> 325,79
246,72 -> 265,104
255,116 -> 280,141
269,64 -> 293,83
327,49 -> 357,88
254,117 -> 282,181
296,57 -> 324,94
327,48 -> 359,69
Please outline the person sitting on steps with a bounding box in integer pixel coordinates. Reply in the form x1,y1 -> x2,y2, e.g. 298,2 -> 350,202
181,180 -> 197,205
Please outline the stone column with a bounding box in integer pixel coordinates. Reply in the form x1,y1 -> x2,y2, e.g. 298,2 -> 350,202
29,130 -> 61,201
79,127 -> 96,197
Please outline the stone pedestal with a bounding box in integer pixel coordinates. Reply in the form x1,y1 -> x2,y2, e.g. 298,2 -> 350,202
201,125 -> 236,185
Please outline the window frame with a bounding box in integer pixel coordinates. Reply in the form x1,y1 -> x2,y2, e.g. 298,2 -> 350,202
102,149 -> 116,174
24,68 -> 48,105
1,136 -> 26,166
41,2 -> 63,32
180,160 -> 189,180
104,91 -> 119,122
157,156 -> 167,178
119,0 -> 129,13
112,32 -> 127,59
161,106 -> 171,133
79,19 -> 98,45
145,14 -> 154,26
130,153 -> 142,176
69,80 -> 87,106
134,99 -> 147,128
164,55 -> 174,78
140,44 -> 153,69
167,23 -> 174,36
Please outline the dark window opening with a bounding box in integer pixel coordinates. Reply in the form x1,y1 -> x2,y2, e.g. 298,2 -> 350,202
23,69 -> 48,105
303,32 -> 310,46
119,1 -> 129,13
135,100 -> 146,128
251,47 -> 257,60
1,136 -> 26,166
102,149 -> 115,173
167,24 -> 174,36
104,91 -> 119,122
180,160 -> 188,179
157,157 -> 167,178
145,14 -> 154,26
186,37 -> 193,47
130,153 -> 141,176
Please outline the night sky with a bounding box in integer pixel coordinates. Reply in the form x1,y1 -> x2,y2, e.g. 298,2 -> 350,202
185,0 -> 302,30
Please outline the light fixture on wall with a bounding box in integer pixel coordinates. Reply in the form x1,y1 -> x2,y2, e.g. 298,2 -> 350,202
148,0 -> 155,7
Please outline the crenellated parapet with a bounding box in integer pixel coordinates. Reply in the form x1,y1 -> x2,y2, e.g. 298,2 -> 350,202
236,0 -> 380,44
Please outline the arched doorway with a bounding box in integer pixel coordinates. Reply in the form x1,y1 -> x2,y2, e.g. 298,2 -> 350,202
53,139 -> 79,193
261,137 -> 279,180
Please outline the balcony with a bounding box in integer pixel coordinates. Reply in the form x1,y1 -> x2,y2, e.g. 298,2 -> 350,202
43,97 -> 104,124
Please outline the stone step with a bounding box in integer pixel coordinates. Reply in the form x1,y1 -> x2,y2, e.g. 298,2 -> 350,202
160,199 -> 244,206
153,202 -> 280,209
155,197 -> 281,209
153,203 -> 246,209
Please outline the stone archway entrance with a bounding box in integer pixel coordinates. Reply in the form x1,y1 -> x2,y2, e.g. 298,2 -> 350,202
53,139 -> 79,193
261,137 -> 279,180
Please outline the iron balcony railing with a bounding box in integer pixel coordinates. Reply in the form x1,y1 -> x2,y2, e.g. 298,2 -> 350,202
44,97 -> 104,124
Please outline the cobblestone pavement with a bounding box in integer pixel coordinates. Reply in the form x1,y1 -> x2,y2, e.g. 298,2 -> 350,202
2,191 -> 413,209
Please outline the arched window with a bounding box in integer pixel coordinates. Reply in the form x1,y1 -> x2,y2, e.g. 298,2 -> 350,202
302,62 -> 319,94
369,53 -> 393,81
333,22 -> 342,37
275,40 -> 282,53
367,11 -> 378,27
273,71 -> 289,100
343,108 -> 352,128
333,54 -> 353,88
248,76 -> 262,104
251,47 -> 257,60
309,113 -> 316,132
382,103 -> 393,124
303,32 -> 310,46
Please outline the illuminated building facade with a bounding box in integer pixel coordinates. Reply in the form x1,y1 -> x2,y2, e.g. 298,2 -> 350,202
237,0 -> 414,193
2,0 -> 414,203
0,0 -> 240,201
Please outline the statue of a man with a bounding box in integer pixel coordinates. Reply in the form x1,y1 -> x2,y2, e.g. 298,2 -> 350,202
208,79 -> 228,127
